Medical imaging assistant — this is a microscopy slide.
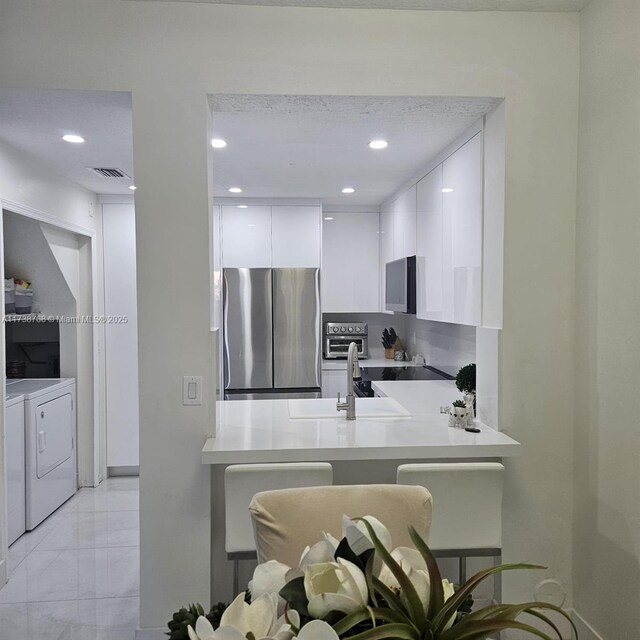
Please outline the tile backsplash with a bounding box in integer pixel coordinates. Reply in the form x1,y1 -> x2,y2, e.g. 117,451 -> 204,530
404,316 -> 476,377
323,313 -> 476,375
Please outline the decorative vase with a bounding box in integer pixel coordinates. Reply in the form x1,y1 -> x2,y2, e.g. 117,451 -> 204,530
464,391 -> 476,426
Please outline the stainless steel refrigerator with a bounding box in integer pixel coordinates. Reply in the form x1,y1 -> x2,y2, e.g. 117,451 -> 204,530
223,268 -> 321,400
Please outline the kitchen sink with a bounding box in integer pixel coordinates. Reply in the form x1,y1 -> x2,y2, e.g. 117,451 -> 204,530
288,397 -> 411,420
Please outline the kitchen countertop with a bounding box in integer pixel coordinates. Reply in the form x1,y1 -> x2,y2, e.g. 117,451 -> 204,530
322,356 -> 421,371
202,380 -> 520,464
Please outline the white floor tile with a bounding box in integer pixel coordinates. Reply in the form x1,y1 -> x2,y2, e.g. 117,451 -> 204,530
1,478 -> 141,639
34,510 -> 139,551
0,596 -> 139,640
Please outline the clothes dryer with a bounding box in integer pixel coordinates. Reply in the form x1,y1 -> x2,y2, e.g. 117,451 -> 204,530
6,379 -> 76,529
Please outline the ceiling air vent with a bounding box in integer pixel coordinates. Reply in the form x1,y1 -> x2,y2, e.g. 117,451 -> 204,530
88,167 -> 131,179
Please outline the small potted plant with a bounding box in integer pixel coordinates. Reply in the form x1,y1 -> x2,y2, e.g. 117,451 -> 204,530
449,399 -> 469,429
456,363 -> 476,423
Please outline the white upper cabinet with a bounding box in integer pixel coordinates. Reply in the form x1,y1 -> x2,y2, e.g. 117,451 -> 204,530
416,165 -> 444,321
379,202 -> 394,313
221,205 -> 272,268
322,212 -> 379,313
392,184 -> 417,260
442,133 -> 483,326
271,206 -> 321,268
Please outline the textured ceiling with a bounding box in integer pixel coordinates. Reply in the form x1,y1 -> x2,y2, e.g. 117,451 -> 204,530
210,95 -> 502,206
133,0 -> 588,10
0,89 -> 133,195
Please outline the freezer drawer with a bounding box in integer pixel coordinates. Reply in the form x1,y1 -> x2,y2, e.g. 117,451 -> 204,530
273,268 -> 321,389
223,268 -> 273,390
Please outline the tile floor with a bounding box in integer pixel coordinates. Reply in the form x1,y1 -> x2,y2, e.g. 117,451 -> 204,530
0,477 -> 140,639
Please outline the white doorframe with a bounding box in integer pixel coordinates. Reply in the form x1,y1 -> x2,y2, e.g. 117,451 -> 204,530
0,197 -> 102,488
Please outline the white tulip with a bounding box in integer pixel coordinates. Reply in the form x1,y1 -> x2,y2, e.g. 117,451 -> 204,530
250,560 -> 292,614
377,546 -> 431,607
295,620 -> 340,639
219,592 -> 288,639
187,616 -> 245,640
441,578 -> 457,631
299,539 -> 336,571
343,515 -> 393,554
304,558 -> 369,619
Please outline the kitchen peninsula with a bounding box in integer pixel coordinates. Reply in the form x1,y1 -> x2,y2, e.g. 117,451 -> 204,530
202,379 -> 520,600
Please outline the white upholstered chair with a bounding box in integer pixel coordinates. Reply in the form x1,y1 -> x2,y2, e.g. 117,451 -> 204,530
397,462 -> 505,601
249,484 -> 433,568
224,462 -> 333,592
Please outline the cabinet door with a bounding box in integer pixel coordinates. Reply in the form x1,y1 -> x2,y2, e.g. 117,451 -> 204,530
442,133 -> 483,326
271,206 -> 321,268
416,166 -> 444,321
221,205 -> 272,268
380,203 -> 394,312
393,185 -> 417,259
322,212 -> 379,313
321,369 -> 349,399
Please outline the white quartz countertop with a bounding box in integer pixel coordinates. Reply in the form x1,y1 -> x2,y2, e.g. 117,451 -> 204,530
322,357 -> 421,370
202,380 -> 520,464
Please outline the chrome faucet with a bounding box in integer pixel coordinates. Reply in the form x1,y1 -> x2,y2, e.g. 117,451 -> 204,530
336,341 -> 361,420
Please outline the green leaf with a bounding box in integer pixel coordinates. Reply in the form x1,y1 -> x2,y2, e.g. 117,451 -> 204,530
279,576 -> 309,618
409,525 -> 444,619
432,563 -> 545,634
371,576 -> 411,620
438,618 -> 556,640
332,610 -> 372,636
346,622 -> 421,640
365,555 -> 380,608
357,518 -> 428,633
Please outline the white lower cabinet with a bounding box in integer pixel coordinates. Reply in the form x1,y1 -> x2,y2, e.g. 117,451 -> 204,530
322,212 -> 379,313
321,368 -> 349,399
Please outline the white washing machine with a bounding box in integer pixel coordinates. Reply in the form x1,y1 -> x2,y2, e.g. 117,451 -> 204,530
6,379 -> 77,530
5,392 -> 25,545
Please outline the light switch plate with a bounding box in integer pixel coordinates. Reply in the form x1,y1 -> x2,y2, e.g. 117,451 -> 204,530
182,376 -> 203,406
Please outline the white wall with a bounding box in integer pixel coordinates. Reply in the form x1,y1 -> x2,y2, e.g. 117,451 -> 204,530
0,3 -> 580,630
573,0 -> 640,636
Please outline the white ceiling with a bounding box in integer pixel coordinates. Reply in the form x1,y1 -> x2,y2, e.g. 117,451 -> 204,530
139,0 -> 588,11
209,95 -> 501,206
0,89 -> 133,195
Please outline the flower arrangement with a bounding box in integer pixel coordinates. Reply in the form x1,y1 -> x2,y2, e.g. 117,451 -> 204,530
172,515 -> 577,640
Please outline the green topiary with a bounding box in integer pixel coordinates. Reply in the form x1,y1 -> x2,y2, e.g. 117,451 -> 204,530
455,363 -> 476,395
452,399 -> 467,408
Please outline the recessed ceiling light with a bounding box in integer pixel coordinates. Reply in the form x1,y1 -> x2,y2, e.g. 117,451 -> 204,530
211,138 -> 227,149
248,224 -> 256,228
442,188 -> 454,193
62,134 -> 85,144
129,185 -> 137,191
341,187 -> 356,194
237,205 -> 248,209
228,187 -> 243,193
324,217 -> 334,221
369,140 -> 388,150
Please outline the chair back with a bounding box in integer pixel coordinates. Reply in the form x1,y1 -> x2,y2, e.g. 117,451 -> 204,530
225,462 -> 333,554
249,484 -> 432,566
397,463 -> 504,551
